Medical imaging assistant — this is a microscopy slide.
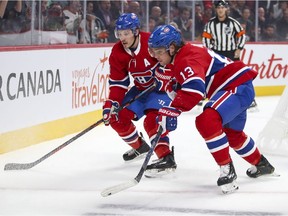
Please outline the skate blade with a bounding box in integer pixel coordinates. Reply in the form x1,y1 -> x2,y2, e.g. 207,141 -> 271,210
220,181 -> 239,194
144,168 -> 176,178
247,106 -> 259,113
270,172 -> 280,177
248,171 -> 281,178
258,172 -> 281,178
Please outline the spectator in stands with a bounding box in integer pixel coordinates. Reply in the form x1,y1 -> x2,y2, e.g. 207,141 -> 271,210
173,7 -> 193,41
0,0 -> 8,19
169,6 -> 179,22
237,7 -> 254,41
194,3 -> 205,40
260,24 -> 281,42
94,0 -> 115,42
35,0 -> 49,30
127,1 -> 143,24
249,25 -> 261,42
148,16 -> 156,32
149,0 -> 170,16
202,0 -> 213,11
20,1 -> 31,32
272,1 -> 288,22
79,1 -> 108,43
228,0 -> 241,19
58,1 -> 69,8
127,0 -> 141,14
258,0 -> 277,19
235,0 -> 247,19
150,6 -> 165,26
276,7 -> 288,41
0,0 -> 23,33
258,7 -> 269,36
63,0 -> 82,44
141,16 -> 156,32
110,0 -> 128,20
20,0 -> 50,32
0,1 -> 8,33
176,1 -> 192,11
202,4 -> 213,25
44,2 -> 66,31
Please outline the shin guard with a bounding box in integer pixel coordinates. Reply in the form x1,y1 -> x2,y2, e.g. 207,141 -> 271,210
224,128 -> 261,165
111,109 -> 141,149
196,108 -> 231,165
144,110 -> 171,158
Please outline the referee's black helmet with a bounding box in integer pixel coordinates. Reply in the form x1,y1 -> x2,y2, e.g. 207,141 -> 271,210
214,0 -> 228,7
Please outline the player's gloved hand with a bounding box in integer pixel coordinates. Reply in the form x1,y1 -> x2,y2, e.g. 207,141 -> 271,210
165,78 -> 180,100
102,100 -> 120,126
158,106 -> 181,136
154,66 -> 173,92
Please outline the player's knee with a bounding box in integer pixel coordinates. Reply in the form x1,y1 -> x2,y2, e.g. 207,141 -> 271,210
195,108 -> 223,139
143,109 -> 158,137
118,108 -> 135,120
110,108 -> 135,132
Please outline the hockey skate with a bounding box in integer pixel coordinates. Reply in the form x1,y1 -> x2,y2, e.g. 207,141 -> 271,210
248,99 -> 259,112
122,134 -> 150,162
246,155 -> 275,178
196,99 -> 205,111
145,147 -> 177,178
217,161 -> 239,194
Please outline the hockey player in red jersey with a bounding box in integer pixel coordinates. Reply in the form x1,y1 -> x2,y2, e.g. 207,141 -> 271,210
102,13 -> 176,176
148,24 -> 275,193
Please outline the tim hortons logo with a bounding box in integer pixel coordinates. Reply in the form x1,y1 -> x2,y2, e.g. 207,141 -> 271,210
241,49 -> 288,79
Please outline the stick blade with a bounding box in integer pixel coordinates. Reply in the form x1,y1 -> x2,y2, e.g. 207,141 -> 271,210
101,179 -> 138,197
4,162 -> 35,171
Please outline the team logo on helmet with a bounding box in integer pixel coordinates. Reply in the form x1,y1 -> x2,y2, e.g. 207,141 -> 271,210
131,13 -> 137,20
163,26 -> 170,33
115,13 -> 140,30
148,24 -> 181,49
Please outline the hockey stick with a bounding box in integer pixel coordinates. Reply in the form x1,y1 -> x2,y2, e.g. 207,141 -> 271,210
4,83 -> 156,171
101,126 -> 163,197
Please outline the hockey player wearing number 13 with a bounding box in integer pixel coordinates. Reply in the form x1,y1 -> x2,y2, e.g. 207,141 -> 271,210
148,24 -> 276,193
102,13 -> 177,177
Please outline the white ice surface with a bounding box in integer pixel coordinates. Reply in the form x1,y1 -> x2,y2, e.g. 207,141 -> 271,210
0,96 -> 287,216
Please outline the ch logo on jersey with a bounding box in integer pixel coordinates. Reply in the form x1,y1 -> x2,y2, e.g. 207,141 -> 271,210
132,70 -> 153,84
224,26 -> 232,35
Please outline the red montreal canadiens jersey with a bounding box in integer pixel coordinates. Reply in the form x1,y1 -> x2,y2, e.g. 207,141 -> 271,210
170,43 -> 258,112
108,32 -> 158,103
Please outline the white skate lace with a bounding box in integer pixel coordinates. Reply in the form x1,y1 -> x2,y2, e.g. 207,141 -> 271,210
247,165 -> 257,174
219,164 -> 230,178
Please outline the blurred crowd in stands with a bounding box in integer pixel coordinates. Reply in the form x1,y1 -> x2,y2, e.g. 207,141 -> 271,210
0,0 -> 287,46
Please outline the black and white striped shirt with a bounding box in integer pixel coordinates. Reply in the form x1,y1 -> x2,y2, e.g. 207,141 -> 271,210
202,16 -> 246,52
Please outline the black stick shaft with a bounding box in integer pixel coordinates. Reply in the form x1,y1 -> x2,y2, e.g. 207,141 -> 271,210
134,126 -> 163,182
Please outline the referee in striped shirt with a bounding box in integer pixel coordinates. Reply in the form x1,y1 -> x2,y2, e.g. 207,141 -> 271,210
202,0 -> 246,61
